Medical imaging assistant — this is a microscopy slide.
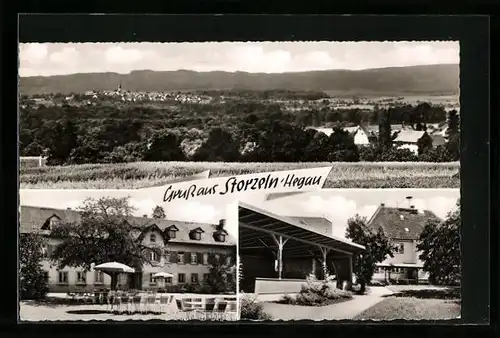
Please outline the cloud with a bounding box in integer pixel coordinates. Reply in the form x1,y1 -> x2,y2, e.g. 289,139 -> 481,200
19,44 -> 48,64
18,41 -> 459,77
104,46 -> 144,64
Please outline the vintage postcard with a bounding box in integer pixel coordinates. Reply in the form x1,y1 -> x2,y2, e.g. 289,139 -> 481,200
18,41 -> 461,322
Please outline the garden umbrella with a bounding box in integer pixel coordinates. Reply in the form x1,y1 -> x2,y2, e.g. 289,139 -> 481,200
94,262 -> 135,290
152,272 -> 173,279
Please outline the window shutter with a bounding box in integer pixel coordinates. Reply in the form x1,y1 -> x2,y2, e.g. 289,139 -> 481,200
171,251 -> 178,263
184,252 -> 190,264
197,252 -> 203,265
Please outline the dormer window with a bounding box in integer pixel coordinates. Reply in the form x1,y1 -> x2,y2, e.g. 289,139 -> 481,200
42,214 -> 61,230
213,230 -> 227,243
189,227 -> 205,241
164,225 -> 179,240
150,234 -> 156,243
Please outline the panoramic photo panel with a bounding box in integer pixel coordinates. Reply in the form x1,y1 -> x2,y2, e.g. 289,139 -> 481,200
18,40 -> 461,322
237,189 -> 461,321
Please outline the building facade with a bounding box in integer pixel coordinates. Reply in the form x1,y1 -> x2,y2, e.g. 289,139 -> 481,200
20,206 -> 236,293
366,202 -> 441,284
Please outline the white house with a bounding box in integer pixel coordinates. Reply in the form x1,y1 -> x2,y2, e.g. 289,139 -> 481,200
393,130 -> 432,155
366,202 -> 441,284
20,206 -> 236,293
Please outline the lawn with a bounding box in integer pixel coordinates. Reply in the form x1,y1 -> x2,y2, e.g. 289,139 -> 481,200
20,161 -> 460,189
352,297 -> 460,321
353,286 -> 461,321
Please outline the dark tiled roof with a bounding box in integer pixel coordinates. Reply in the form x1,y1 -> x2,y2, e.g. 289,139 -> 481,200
20,206 -> 235,246
366,205 -> 441,240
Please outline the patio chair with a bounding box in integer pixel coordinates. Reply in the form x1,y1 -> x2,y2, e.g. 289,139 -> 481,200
120,295 -> 132,314
131,295 -> 142,313
212,300 -> 228,321
226,300 -> 238,321
159,294 -> 174,314
146,294 -> 157,313
203,298 -> 216,321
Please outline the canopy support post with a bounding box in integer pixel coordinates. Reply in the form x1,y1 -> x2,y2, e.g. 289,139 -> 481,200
271,234 -> 289,280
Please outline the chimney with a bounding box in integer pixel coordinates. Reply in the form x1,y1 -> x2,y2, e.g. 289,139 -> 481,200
66,207 -> 72,210
410,205 -> 415,209
218,219 -> 226,229
142,214 -> 148,218
380,203 -> 385,207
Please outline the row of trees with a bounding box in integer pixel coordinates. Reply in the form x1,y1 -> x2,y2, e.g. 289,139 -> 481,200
20,106 -> 460,165
19,197 -> 235,300
345,199 -> 461,293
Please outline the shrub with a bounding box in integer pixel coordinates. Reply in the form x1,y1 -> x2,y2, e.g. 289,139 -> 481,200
377,147 -> 418,162
19,234 -> 49,300
240,294 -> 272,320
279,274 -> 352,306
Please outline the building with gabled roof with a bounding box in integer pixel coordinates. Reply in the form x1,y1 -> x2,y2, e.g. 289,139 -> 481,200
20,205 -> 236,293
365,200 -> 441,284
393,130 -> 433,155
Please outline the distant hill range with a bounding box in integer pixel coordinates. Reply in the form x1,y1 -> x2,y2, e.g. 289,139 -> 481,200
19,64 -> 459,96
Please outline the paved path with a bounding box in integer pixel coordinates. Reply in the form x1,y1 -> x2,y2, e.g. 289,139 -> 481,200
261,287 -> 393,321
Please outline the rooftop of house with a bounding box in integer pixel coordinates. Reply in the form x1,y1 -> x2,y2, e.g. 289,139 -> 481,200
366,204 -> 442,240
20,205 -> 235,246
393,130 -> 427,144
430,134 -> 447,146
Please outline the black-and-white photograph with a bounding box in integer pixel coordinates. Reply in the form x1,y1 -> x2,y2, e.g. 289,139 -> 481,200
18,40 -> 461,322
19,41 -> 460,190
237,189 -> 460,321
19,193 -> 238,321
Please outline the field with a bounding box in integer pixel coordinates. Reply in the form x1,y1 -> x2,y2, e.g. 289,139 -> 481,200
20,161 -> 460,189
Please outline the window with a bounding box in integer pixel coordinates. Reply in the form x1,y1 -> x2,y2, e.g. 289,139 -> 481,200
49,217 -> 60,227
42,271 -> 49,282
190,252 -> 197,264
178,252 -> 185,264
77,271 -> 87,284
399,243 -> 405,254
168,229 -> 177,239
150,234 -> 156,243
164,251 -> 170,263
203,253 -> 208,265
150,251 -> 160,262
95,271 -> 104,283
203,273 -> 209,281
149,273 -> 156,284
58,271 -> 68,284
191,273 -> 199,284
191,231 -> 201,240
178,273 -> 185,283
166,277 -> 173,284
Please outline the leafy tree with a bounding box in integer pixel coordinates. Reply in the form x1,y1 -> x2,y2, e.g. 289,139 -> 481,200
49,197 -> 161,290
446,110 -> 460,161
417,200 -> 460,285
345,215 -> 394,293
46,119 -> 78,165
200,252 -> 236,294
326,128 -> 359,162
377,109 -> 392,149
19,233 -> 49,300
143,131 -> 186,161
152,205 -> 166,219
303,130 -> 330,162
192,127 -> 241,162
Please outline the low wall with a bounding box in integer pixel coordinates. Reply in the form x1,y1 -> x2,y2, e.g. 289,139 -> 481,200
254,278 -> 337,295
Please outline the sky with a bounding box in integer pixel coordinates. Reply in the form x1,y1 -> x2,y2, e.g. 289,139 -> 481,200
19,188 -> 460,240
18,41 -> 459,77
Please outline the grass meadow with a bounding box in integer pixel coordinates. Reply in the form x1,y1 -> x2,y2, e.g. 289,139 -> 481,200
20,161 -> 460,189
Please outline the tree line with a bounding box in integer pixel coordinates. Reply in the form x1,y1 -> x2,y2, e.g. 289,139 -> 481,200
20,101 -> 459,165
